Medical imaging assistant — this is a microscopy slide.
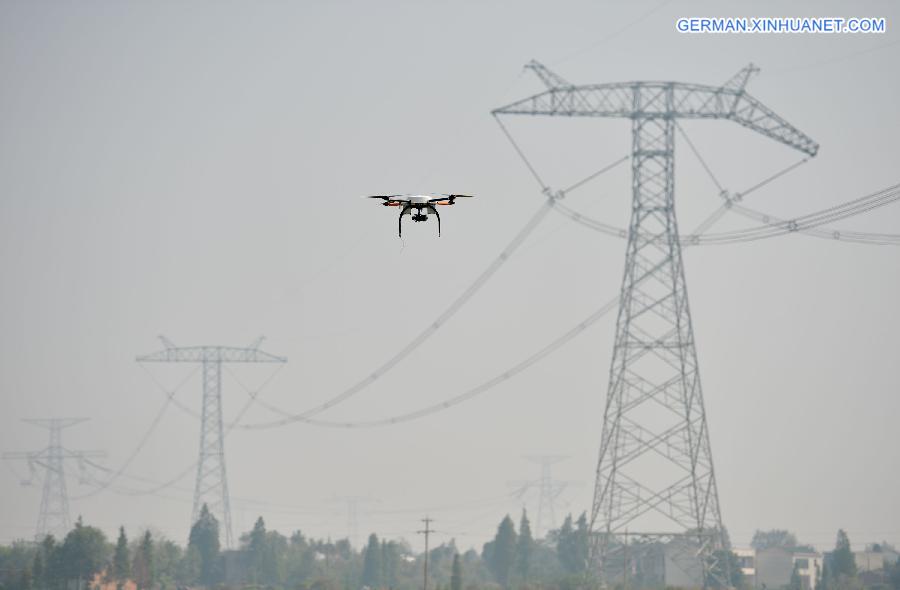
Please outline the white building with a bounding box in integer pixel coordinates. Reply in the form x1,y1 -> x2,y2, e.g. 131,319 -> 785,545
735,547 -> 823,590
791,551 -> 823,590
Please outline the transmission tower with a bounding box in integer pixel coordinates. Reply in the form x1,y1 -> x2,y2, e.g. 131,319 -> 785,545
2,418 -> 104,540
494,63 -> 817,587
510,455 -> 572,538
330,495 -> 379,548
137,336 -> 286,548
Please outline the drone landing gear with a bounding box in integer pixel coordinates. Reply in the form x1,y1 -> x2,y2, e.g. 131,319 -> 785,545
398,204 -> 441,237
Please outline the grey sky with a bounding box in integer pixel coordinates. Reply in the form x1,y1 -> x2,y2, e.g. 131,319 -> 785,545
1,0 -> 898,553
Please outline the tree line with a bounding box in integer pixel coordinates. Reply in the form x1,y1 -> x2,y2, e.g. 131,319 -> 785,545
2,511 -> 899,590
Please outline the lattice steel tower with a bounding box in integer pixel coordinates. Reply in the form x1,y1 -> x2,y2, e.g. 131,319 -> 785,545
510,455 -> 572,538
494,62 -> 817,586
138,336 -> 286,548
3,418 -> 104,540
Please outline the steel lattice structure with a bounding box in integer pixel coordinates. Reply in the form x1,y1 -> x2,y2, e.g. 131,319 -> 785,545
510,455 -> 572,538
494,62 -> 817,587
3,418 -> 104,540
137,336 -> 285,547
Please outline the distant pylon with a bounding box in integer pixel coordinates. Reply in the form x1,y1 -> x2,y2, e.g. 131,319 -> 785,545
510,455 -> 572,538
137,336 -> 286,548
331,495 -> 379,548
2,418 -> 104,540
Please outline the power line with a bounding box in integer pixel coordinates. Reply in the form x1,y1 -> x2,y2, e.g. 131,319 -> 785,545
254,87 -> 837,433
551,0 -> 675,66
551,162 -> 900,246
237,196 -> 557,430
88,360 -> 283,499
239,294 -> 620,430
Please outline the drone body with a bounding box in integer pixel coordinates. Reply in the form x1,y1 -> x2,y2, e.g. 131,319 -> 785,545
366,194 -> 474,236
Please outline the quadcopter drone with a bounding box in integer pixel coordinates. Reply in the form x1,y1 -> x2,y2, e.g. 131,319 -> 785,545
365,194 -> 474,236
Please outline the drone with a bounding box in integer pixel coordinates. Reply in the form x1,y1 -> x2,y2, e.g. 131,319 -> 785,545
365,194 -> 474,236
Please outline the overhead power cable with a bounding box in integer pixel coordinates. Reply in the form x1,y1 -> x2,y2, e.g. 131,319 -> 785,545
76,364 -> 283,498
239,296 -> 620,429
231,129 -> 734,431
70,365 -> 200,500
552,136 -> 900,246
692,184 -> 900,245
676,122 -> 900,245
236,197 -> 556,429
137,362 -> 202,419
233,124 -> 629,430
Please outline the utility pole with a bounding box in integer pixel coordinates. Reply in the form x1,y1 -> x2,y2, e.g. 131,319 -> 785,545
3,418 -> 105,540
418,517 -> 436,590
137,336 -> 286,548
494,62 -> 817,588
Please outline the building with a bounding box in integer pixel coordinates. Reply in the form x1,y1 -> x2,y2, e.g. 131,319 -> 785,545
791,551 -> 823,590
735,547 -> 757,582
739,547 -> 823,590
756,547 -> 794,589
855,546 -> 900,572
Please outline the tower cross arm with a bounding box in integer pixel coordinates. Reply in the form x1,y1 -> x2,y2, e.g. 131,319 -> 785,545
727,91 -> 819,156
136,345 -> 287,363
492,81 -> 818,156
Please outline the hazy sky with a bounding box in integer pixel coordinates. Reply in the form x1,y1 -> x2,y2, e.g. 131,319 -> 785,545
1,0 -> 898,554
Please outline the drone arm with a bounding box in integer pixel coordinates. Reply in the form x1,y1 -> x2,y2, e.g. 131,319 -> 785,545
427,204 -> 441,236
398,204 -> 412,237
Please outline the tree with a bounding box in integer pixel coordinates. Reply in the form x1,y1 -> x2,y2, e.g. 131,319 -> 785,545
262,530 -> 288,585
831,529 -> 857,579
113,527 -> 130,590
751,530 -> 799,551
574,513 -> 590,572
819,561 -> 832,590
17,563 -> 33,590
515,510 -> 534,582
361,533 -> 382,588
132,531 -> 154,590
557,514 -> 577,574
246,516 -> 268,584
790,561 -> 803,590
153,538 -> 183,589
888,556 -> 900,590
58,517 -> 109,589
177,545 -> 202,586
381,540 -> 402,588
39,534 -> 62,589
188,503 -> 220,586
450,553 -> 462,590
485,515 -> 517,587
30,550 -> 45,590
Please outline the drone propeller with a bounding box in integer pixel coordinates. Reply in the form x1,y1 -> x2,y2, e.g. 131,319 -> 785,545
429,194 -> 475,205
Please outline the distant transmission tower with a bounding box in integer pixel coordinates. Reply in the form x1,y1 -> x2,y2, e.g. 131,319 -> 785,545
2,418 -> 104,540
510,455 -> 572,538
494,62 -> 817,586
138,336 -> 286,548
331,495 -> 379,548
